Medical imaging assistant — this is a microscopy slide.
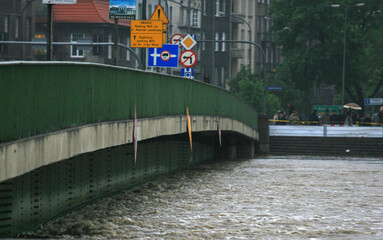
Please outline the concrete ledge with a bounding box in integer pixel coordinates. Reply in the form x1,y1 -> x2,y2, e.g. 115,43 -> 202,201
0,115 -> 258,182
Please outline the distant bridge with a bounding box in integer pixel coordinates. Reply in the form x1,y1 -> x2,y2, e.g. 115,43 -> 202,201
0,62 -> 262,237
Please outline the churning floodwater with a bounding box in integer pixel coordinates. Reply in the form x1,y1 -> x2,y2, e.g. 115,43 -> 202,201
27,156 -> 383,239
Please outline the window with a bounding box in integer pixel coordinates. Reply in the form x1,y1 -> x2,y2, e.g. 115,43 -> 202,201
70,33 -> 85,58
266,47 -> 269,63
222,32 -> 226,52
203,0 -> 206,15
15,17 -> 20,39
4,16 -> 9,33
180,7 -> 185,25
257,16 -> 261,32
192,9 -> 198,27
0,33 -> 8,53
221,67 -> 225,87
137,3 -> 142,19
215,0 -> 219,16
108,34 -> 112,59
215,32 -> 219,51
248,0 -> 253,16
241,29 -> 245,49
241,0 -> 246,14
202,31 -> 206,50
215,67 -> 218,85
265,18 -> 270,32
26,18 -> 31,41
267,0 -> 270,4
93,34 -> 102,55
148,4 -> 152,19
126,38 -> 130,61
220,0 -> 226,14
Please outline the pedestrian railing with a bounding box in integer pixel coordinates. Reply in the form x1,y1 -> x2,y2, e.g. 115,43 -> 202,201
269,124 -> 383,138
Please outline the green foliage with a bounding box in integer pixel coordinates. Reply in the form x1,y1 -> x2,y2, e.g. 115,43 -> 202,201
269,0 -> 383,110
227,66 -> 282,116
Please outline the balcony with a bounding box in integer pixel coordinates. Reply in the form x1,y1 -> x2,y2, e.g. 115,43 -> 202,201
230,12 -> 246,24
231,48 -> 245,59
258,32 -> 276,42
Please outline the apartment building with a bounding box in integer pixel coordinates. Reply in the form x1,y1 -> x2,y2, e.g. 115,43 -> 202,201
0,0 -> 36,61
231,0 -> 281,77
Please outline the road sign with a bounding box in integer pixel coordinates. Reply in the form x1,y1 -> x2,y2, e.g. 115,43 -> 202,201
149,4 -> 169,24
170,34 -> 184,46
180,50 -> 197,68
130,20 -> 163,48
181,68 -> 194,79
180,34 -> 197,50
148,44 -> 179,68
267,86 -> 283,91
109,0 -> 136,19
43,0 -> 76,3
364,98 -> 383,106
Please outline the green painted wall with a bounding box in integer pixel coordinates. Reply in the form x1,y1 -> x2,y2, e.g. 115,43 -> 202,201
0,63 -> 258,144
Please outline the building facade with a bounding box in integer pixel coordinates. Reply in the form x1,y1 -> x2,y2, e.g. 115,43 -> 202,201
0,0 -> 36,61
200,0 -> 231,88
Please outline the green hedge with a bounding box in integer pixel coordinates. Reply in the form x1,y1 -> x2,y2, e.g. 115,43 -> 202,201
0,63 -> 258,143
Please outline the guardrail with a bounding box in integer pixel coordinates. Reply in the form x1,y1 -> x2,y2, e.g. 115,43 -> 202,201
269,119 -> 383,126
0,62 -> 258,144
270,125 -> 383,138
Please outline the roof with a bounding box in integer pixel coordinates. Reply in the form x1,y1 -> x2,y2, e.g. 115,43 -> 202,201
53,0 -> 130,27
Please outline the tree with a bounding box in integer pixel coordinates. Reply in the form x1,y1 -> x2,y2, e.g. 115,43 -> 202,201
269,0 -> 383,114
227,66 -> 282,116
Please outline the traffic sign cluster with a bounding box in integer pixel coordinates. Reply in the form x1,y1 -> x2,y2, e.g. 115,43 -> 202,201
130,4 -> 197,78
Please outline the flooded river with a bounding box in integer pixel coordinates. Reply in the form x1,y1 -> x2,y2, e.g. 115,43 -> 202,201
28,156 -> 383,239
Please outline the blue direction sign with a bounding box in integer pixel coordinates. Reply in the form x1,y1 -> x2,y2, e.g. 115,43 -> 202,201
267,86 -> 283,91
181,68 -> 194,79
148,44 -> 179,68
364,98 -> 383,106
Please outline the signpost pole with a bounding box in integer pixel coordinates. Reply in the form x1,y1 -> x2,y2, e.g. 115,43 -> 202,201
47,4 -> 53,61
113,19 -> 119,66
141,0 -> 147,70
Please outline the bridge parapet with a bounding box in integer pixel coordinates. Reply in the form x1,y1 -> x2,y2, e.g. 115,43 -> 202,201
0,62 -> 258,182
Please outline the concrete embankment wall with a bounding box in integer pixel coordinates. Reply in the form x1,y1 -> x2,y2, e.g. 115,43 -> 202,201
269,125 -> 383,156
270,136 -> 383,156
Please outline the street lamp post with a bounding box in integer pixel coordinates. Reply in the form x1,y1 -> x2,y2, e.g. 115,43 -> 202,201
218,11 -> 252,70
307,4 -> 340,119
341,3 -> 365,106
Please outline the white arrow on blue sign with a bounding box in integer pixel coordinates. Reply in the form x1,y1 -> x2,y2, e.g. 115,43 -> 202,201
148,44 -> 179,68
181,68 -> 194,79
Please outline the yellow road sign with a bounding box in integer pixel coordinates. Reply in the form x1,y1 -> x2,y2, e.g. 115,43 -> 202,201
149,4 -> 169,24
131,20 -> 163,48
